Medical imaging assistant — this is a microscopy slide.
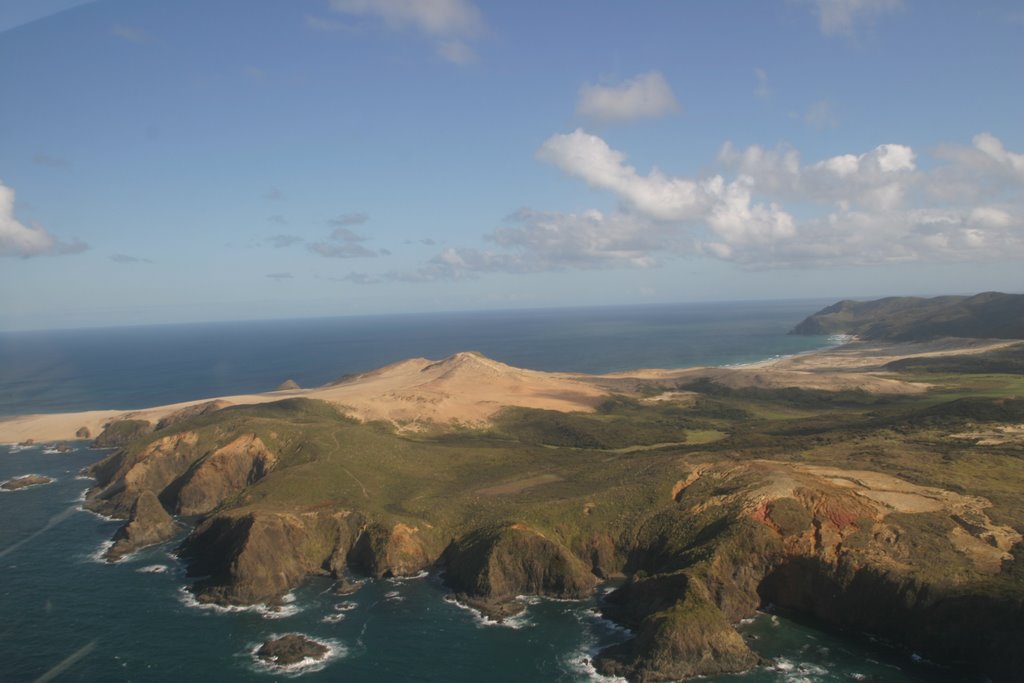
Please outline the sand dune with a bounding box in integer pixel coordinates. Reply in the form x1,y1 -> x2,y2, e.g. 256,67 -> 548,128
0,341 -> 978,443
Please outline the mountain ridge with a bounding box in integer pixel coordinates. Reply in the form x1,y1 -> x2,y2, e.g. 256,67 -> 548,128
791,291 -> 1024,341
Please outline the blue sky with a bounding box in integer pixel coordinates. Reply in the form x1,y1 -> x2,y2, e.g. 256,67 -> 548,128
1,0 -> 1022,330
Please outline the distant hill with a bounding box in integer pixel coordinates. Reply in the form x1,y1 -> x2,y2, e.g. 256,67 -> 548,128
791,292 -> 1024,341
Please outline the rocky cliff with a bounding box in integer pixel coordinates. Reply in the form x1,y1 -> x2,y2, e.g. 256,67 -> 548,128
105,490 -> 180,561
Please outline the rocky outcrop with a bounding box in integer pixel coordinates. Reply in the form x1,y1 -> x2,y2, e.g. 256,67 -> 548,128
105,490 -> 180,561
276,379 -> 301,391
348,522 -> 436,578
75,426 -> 91,439
1,474 -> 54,491
595,460 -> 1024,681
443,523 -> 598,619
85,431 -> 202,518
256,634 -> 328,666
598,573 -> 761,680
174,434 -> 276,516
181,510 -> 365,605
92,419 -> 153,448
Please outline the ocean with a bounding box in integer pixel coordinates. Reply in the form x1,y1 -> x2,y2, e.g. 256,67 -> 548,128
0,300 -> 978,681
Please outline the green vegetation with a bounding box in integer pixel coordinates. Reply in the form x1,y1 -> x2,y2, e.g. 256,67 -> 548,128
791,291 -> 1024,340
86,334 -> 1024,681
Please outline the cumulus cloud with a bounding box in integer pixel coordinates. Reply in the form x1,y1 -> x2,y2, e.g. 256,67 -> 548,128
534,130 -> 1023,271
0,181 -> 87,258
802,0 -> 904,35
330,0 -> 483,64
309,222 -> 377,258
537,129 -> 713,221
576,72 -> 680,123
349,130 -> 1024,281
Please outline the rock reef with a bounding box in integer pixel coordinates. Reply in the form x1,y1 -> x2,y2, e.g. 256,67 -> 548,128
256,634 -> 328,666
1,474 -> 54,491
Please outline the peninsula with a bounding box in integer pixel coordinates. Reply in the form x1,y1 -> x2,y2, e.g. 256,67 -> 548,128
5,294 -> 1024,681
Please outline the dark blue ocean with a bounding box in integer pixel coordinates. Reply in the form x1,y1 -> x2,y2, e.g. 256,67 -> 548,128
2,299 -> 835,416
0,301 -> 976,681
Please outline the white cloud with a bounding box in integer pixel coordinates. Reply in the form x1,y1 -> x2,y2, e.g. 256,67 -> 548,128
753,68 -> 770,100
330,0 -> 482,36
576,72 -> 680,123
803,0 -> 904,35
537,129 -> 711,221
536,130 -> 1024,270
0,181 -> 86,258
352,131 -> 1024,281
436,39 -> 476,65
330,0 -> 483,64
804,99 -> 838,129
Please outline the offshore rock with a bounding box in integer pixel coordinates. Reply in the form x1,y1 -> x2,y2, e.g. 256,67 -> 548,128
256,634 -> 328,666
1,474 -> 54,491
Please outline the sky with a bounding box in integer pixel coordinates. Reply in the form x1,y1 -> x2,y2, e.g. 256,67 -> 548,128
1,0 -> 1022,331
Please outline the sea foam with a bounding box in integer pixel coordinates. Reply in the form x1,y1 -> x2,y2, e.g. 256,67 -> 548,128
247,634 -> 346,677
177,587 -> 301,619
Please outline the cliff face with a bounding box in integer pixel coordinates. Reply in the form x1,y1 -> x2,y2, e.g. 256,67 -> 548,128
595,460 -> 1023,681
105,490 -> 180,561
181,512 -> 438,605
85,431 -> 277,519
174,435 -> 276,515
70,381 -> 1024,681
443,524 -> 598,617
86,431 -> 202,518
182,511 -> 361,604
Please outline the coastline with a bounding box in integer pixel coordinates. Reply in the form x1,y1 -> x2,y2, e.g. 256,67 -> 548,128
0,337 -> 1015,444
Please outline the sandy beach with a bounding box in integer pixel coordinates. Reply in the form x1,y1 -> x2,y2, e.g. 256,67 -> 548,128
1,339 -> 1015,444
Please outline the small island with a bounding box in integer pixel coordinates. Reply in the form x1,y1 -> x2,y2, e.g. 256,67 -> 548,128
255,634 -> 329,667
3,293 -> 1023,681
1,474 -> 54,491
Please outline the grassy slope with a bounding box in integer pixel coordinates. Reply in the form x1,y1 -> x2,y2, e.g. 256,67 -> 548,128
159,350 -> 1024,567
